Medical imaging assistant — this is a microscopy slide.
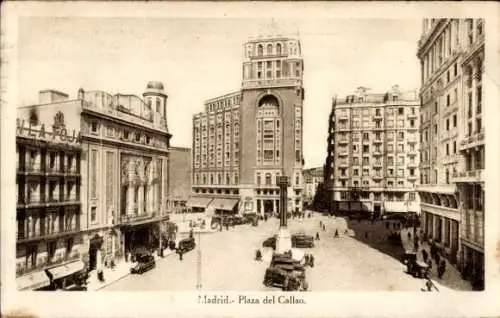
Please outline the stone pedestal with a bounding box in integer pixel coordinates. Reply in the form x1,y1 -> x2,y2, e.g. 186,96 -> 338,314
276,227 -> 292,254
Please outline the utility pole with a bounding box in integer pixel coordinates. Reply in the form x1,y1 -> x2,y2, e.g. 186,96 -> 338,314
196,231 -> 202,290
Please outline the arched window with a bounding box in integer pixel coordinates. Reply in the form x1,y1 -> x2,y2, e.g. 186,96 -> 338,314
257,174 -> 261,185
445,170 -> 450,184
267,44 -> 273,55
265,173 -> 271,185
195,174 -> 199,184
217,174 -> 221,185
276,43 -> 282,55
234,174 -> 239,184
295,173 -> 300,185
258,44 -> 263,56
202,175 -> 206,185
210,174 -> 214,185
226,174 -> 230,185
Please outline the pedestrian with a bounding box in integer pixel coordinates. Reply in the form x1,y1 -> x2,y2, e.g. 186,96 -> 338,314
422,249 -> 429,263
425,278 -> 433,292
323,224 -> 326,231
179,250 -> 184,261
408,231 -> 412,240
315,232 -> 320,241
304,253 -> 309,266
334,229 -> 339,238
438,259 -> 446,279
320,220 -> 323,227
309,254 -> 315,267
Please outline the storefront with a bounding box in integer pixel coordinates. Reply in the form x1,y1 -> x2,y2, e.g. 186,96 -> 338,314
185,196 -> 214,213
45,259 -> 86,290
208,198 -> 239,216
461,241 -> 484,290
16,270 -> 51,291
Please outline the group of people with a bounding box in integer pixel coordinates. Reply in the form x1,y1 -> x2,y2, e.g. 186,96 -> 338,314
304,252 -> 315,267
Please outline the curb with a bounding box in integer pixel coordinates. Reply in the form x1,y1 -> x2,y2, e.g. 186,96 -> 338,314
93,250 -> 177,291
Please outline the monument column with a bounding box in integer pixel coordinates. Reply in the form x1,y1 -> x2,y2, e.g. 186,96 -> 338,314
276,176 -> 292,254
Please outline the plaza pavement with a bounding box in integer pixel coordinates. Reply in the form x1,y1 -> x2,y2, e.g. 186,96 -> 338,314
101,212 -> 468,291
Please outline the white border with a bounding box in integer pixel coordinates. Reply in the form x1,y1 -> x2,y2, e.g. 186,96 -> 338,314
1,2 -> 499,318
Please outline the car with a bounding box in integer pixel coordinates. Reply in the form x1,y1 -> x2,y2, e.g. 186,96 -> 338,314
262,236 -> 277,249
130,254 -> 156,274
263,266 -> 307,291
270,253 -> 303,267
291,233 -> 314,248
177,237 -> 196,253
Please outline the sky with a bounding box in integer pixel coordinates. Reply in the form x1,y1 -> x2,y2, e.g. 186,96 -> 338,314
18,17 -> 422,168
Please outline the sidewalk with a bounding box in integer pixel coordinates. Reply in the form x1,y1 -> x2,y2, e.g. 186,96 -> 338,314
400,227 -> 472,291
86,249 -> 176,291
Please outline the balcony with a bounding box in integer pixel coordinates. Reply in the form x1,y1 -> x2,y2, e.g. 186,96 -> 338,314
338,162 -> 349,168
373,114 -> 383,120
338,151 -> 349,157
373,139 -> 382,145
338,126 -> 349,132
452,169 -> 484,183
407,139 -> 417,145
17,223 -> 81,243
407,162 -> 418,168
407,150 -> 418,157
373,161 -> 383,168
21,163 -> 42,174
338,175 -> 349,180
407,175 -> 418,181
372,150 -> 382,157
460,129 -> 485,150
372,174 -> 383,180
338,138 -> 349,145
407,113 -> 418,120
338,115 -> 349,121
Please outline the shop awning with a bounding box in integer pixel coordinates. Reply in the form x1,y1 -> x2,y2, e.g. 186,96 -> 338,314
186,196 -> 213,208
208,198 -> 239,211
17,271 -> 50,291
46,260 -> 85,280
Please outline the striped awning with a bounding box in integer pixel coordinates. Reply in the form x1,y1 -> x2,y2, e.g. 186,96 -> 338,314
208,198 -> 239,211
186,196 -> 213,208
46,260 -> 85,280
17,271 -> 50,291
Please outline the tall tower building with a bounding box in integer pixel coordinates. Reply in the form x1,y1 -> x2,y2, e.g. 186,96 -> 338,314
191,36 -> 304,216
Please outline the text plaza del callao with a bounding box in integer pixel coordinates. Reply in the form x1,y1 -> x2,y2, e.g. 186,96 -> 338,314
15,18 -> 484,292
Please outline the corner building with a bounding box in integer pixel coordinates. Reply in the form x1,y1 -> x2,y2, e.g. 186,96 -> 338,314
324,86 -> 421,216
17,82 -> 171,275
417,18 -> 484,290
192,37 -> 304,216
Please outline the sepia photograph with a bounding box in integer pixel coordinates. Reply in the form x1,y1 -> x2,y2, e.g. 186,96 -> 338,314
1,2 -> 499,318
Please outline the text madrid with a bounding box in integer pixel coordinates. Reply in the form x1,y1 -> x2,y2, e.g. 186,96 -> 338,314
199,295 -> 305,305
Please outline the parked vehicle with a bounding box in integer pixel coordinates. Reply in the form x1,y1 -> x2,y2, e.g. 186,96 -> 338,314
270,253 -> 303,267
407,258 -> 429,278
177,237 -> 196,253
130,254 -> 156,274
291,233 -> 315,248
262,236 -> 277,249
263,267 -> 307,291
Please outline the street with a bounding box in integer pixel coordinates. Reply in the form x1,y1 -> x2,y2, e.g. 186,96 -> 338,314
102,212 -> 438,291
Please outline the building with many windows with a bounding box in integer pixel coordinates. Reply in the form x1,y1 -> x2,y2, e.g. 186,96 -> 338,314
324,86 -> 421,216
16,109 -> 84,290
191,36 -> 304,216
417,18 -> 484,290
302,167 -> 324,208
167,146 -> 192,213
17,82 -> 171,277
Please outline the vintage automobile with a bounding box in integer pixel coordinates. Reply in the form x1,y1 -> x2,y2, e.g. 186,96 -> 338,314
407,258 -> 430,278
177,237 -> 196,253
262,236 -> 277,249
130,254 -> 156,274
263,266 -> 307,291
271,253 -> 303,267
291,233 -> 315,248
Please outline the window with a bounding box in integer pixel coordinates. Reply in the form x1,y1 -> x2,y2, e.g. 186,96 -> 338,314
295,150 -> 301,162
398,107 -> 404,115
352,145 -> 358,152
295,173 -> 300,185
363,168 -> 369,176
363,132 -> 369,140
398,156 -> 404,164
258,44 -> 263,56
409,168 -> 415,176
453,141 -> 457,154
363,157 -> 369,165
410,119 -> 415,128
388,156 -> 394,165
434,102 -> 438,114
256,174 -> 261,185
387,144 -> 394,152
352,157 -> 359,165
476,118 -> 482,133
398,169 -> 404,177
353,169 -> 359,176
66,237 -> 74,254
453,114 -> 457,127
123,130 -> 129,140
363,145 -> 369,153
446,143 -> 449,155
267,44 -> 272,55
454,63 -> 458,76
156,98 -> 161,112
388,169 -> 394,176
135,133 -> 141,142
387,181 -> 394,187
276,43 -> 282,55
91,207 -> 97,222
48,241 -> 56,260
91,122 -> 98,133
446,118 -> 450,131
265,173 -> 272,185
398,132 -> 404,140
476,86 -> 482,114
468,122 -> 472,136
446,94 -> 450,106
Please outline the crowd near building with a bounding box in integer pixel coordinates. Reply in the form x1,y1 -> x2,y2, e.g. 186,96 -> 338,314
15,82 -> 177,290
323,85 -> 421,217
191,36 -> 305,217
416,18 -> 484,290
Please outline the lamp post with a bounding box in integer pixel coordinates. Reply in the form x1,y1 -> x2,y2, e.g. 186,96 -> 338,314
276,176 -> 292,254
196,231 -> 202,290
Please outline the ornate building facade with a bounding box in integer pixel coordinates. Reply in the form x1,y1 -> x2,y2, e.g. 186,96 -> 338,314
15,112 -> 84,290
191,36 -> 304,216
324,86 -> 421,216
417,18 -> 484,290
17,82 -> 171,275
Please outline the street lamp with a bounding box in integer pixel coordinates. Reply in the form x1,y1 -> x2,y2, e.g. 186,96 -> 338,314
196,231 -> 202,290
